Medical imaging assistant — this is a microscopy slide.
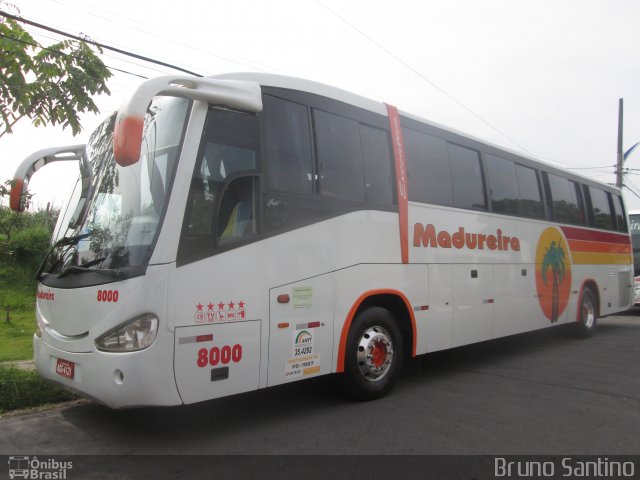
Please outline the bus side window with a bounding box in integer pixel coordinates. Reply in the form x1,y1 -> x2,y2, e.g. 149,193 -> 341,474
547,172 -> 581,225
404,128 -> 452,206
313,109 -> 365,201
264,95 -> 313,195
587,186 -> 614,230
447,143 -> 486,211
485,154 -> 519,215
360,124 -> 393,205
612,194 -> 627,232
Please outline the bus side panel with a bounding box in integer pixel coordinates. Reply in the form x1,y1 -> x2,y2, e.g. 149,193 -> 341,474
424,264 -> 453,353
268,274 -> 334,387
451,264 -> 494,348
493,264 -> 545,337
174,321 -> 261,404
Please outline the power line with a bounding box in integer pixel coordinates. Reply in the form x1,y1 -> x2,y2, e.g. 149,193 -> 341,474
50,0 -> 286,75
566,165 -> 615,170
0,32 -> 148,80
314,0 -> 530,154
0,10 -> 202,77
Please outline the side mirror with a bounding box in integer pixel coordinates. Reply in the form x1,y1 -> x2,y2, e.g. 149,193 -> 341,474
113,76 -> 262,167
10,145 -> 88,213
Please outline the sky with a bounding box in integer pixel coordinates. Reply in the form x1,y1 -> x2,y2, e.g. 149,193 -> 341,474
1,0 -> 640,211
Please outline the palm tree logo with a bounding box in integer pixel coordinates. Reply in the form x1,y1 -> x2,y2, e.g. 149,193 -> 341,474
535,227 -> 572,323
540,239 -> 567,323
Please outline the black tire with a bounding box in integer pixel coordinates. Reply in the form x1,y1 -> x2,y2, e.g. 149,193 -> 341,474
575,287 -> 597,338
338,306 -> 404,401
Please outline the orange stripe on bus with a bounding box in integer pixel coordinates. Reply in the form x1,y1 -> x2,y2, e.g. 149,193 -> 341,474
567,239 -> 631,255
570,252 -> 632,265
386,104 -> 409,264
336,289 -> 417,373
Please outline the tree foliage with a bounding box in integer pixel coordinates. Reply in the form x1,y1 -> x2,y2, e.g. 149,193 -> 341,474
0,9 -> 112,137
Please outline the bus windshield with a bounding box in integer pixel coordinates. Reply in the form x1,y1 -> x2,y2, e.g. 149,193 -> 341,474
41,97 -> 190,284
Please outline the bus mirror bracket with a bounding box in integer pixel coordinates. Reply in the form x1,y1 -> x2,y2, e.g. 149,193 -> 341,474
10,144 -> 90,214
113,76 -> 263,167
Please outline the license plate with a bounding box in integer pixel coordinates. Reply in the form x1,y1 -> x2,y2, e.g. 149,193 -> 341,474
55,358 -> 75,380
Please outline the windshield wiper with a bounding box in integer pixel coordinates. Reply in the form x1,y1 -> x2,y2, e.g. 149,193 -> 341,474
58,259 -> 123,279
54,232 -> 91,248
35,233 -> 92,280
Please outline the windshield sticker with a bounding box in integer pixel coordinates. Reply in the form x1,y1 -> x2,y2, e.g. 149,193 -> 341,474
292,286 -> 312,309
195,300 -> 246,324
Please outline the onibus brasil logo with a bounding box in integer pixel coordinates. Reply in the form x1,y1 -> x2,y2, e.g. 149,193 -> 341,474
535,227 -> 572,323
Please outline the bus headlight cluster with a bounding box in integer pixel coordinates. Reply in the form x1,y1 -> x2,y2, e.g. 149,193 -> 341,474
95,314 -> 158,352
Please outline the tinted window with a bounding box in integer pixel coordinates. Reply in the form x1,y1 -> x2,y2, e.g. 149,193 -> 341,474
178,109 -> 259,262
485,154 -> 519,214
515,164 -> 544,218
313,109 -> 364,201
588,187 -> 614,230
360,125 -> 393,204
404,128 -> 452,206
264,95 -> 313,195
547,173 -> 579,224
448,143 -> 485,210
613,194 -> 627,232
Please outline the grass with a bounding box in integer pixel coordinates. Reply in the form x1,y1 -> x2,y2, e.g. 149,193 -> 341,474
0,310 -> 35,362
0,262 -> 37,361
0,260 -> 78,413
0,365 -> 77,414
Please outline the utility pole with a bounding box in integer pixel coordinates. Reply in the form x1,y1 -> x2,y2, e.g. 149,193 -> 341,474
616,98 -> 624,189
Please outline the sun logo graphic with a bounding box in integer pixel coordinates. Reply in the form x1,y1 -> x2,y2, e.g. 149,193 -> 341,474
535,227 -> 572,323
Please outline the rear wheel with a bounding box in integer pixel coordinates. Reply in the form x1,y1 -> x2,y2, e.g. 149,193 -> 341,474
339,307 -> 404,400
575,287 -> 597,338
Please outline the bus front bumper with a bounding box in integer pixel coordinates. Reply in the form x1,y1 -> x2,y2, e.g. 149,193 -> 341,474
33,334 -> 183,409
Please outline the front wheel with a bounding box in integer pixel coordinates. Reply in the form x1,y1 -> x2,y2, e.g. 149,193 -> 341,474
338,307 -> 404,401
575,287 -> 597,338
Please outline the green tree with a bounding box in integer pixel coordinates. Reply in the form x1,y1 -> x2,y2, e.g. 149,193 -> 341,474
0,7 -> 111,137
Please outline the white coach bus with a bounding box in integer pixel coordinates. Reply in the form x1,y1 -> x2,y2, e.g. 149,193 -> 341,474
10,74 -> 633,408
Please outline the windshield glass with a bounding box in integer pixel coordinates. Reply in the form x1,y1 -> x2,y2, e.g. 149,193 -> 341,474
42,96 -> 190,281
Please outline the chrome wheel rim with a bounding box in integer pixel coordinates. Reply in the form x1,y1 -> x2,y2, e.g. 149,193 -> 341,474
356,326 -> 394,382
582,296 -> 595,329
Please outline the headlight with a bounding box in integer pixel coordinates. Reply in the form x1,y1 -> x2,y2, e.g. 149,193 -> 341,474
95,314 -> 158,352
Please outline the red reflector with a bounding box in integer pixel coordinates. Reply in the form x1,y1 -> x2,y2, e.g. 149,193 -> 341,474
308,321 -> 320,328
196,334 -> 213,343
277,294 -> 290,304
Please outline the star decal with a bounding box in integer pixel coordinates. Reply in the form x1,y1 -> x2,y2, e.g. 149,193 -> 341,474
196,303 -> 204,312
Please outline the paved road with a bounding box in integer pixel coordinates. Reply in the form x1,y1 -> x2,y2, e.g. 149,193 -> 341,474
1,314 -> 639,456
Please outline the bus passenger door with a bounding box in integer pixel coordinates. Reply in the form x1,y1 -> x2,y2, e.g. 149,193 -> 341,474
268,275 -> 334,387
452,264 -> 494,347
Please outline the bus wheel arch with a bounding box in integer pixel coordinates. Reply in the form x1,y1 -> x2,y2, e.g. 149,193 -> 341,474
575,280 -> 599,338
336,291 -> 416,400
